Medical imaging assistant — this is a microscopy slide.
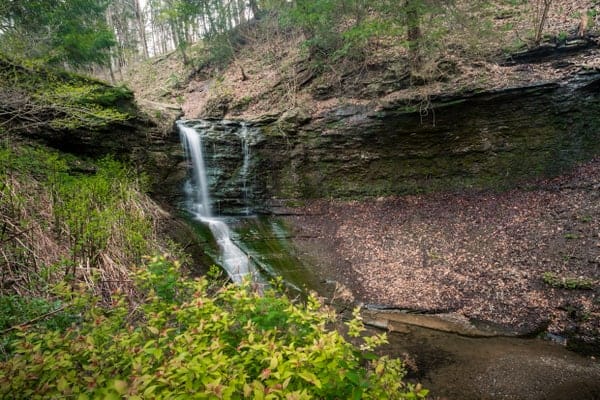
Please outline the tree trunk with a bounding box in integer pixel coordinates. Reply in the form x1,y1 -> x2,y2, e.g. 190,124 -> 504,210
237,0 -> 247,24
405,0 -> 422,71
134,0 -> 149,58
248,0 -> 260,20
171,22 -> 188,64
108,53 -> 116,84
533,0 -> 553,45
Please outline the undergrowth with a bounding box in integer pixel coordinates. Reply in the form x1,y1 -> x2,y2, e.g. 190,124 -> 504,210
0,143 -> 165,299
0,256 -> 428,399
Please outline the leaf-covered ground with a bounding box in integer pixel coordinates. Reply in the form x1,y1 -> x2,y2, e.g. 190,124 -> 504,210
286,158 -> 600,346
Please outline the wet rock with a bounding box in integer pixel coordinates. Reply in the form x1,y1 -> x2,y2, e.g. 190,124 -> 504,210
275,108 -> 311,132
253,74 -> 600,201
247,113 -> 279,125
171,75 -> 600,218
176,120 -> 266,215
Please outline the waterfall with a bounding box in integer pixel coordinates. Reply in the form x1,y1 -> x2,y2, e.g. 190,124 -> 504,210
179,124 -> 212,217
236,122 -> 251,215
178,121 -> 256,283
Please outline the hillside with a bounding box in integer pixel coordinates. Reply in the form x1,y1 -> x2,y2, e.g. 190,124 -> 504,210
1,2 -> 599,398
122,0 -> 599,121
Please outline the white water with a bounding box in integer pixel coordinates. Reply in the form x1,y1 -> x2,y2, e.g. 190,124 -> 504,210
236,122 -> 251,215
178,121 -> 255,283
179,124 -> 212,217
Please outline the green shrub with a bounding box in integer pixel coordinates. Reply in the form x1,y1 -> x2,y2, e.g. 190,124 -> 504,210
0,296 -> 72,333
0,296 -> 77,359
0,256 -> 428,399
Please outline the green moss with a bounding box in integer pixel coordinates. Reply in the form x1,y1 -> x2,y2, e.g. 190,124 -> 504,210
0,56 -> 135,133
542,272 -> 594,290
233,217 -> 326,296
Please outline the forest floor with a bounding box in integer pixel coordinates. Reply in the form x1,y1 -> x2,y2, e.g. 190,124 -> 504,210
285,158 -> 600,351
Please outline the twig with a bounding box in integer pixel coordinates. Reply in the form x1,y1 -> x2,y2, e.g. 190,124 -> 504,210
1,226 -> 34,244
1,305 -> 68,334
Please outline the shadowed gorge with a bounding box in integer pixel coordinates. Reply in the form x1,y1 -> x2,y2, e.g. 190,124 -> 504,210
2,0 -> 600,398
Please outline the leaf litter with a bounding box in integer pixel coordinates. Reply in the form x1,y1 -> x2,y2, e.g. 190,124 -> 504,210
287,158 -> 600,341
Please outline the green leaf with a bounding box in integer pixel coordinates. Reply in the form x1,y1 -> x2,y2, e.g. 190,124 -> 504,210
57,377 -> 69,393
113,379 -> 128,394
346,371 -> 360,385
298,371 -> 321,389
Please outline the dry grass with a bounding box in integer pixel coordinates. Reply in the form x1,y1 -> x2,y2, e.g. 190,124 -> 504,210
1,175 -> 66,297
0,149 -> 172,303
121,50 -> 191,106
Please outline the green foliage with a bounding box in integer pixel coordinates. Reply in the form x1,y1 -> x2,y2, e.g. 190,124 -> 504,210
0,296 -> 76,359
0,144 -> 154,296
0,256 -> 428,399
139,256 -> 182,302
54,157 -> 152,266
207,264 -> 225,280
272,0 -> 478,72
0,296 -> 73,333
149,0 -> 249,65
557,31 -> 568,42
542,272 -> 594,290
0,0 -> 115,67
202,32 -> 238,67
283,0 -> 344,55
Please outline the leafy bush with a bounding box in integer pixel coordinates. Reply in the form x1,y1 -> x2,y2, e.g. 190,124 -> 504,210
0,296 -> 73,333
0,296 -> 77,360
0,256 -> 428,399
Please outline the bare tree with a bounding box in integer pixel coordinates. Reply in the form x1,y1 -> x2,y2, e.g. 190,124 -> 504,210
134,0 -> 150,58
533,0 -> 553,45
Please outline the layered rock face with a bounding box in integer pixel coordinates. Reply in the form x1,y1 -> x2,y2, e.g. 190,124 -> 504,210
252,74 -> 600,204
174,73 -> 600,214
176,120 -> 265,214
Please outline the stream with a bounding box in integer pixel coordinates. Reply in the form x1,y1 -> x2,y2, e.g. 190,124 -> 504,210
176,119 -> 600,399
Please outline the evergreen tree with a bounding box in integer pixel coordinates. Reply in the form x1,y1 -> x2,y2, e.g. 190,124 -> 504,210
0,0 -> 115,67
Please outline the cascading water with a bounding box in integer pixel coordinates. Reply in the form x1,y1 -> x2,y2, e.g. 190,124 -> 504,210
236,122 -> 251,215
180,124 -> 212,217
178,121 -> 256,283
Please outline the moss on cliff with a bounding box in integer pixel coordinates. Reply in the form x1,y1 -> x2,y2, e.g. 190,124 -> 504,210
0,56 -> 135,135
